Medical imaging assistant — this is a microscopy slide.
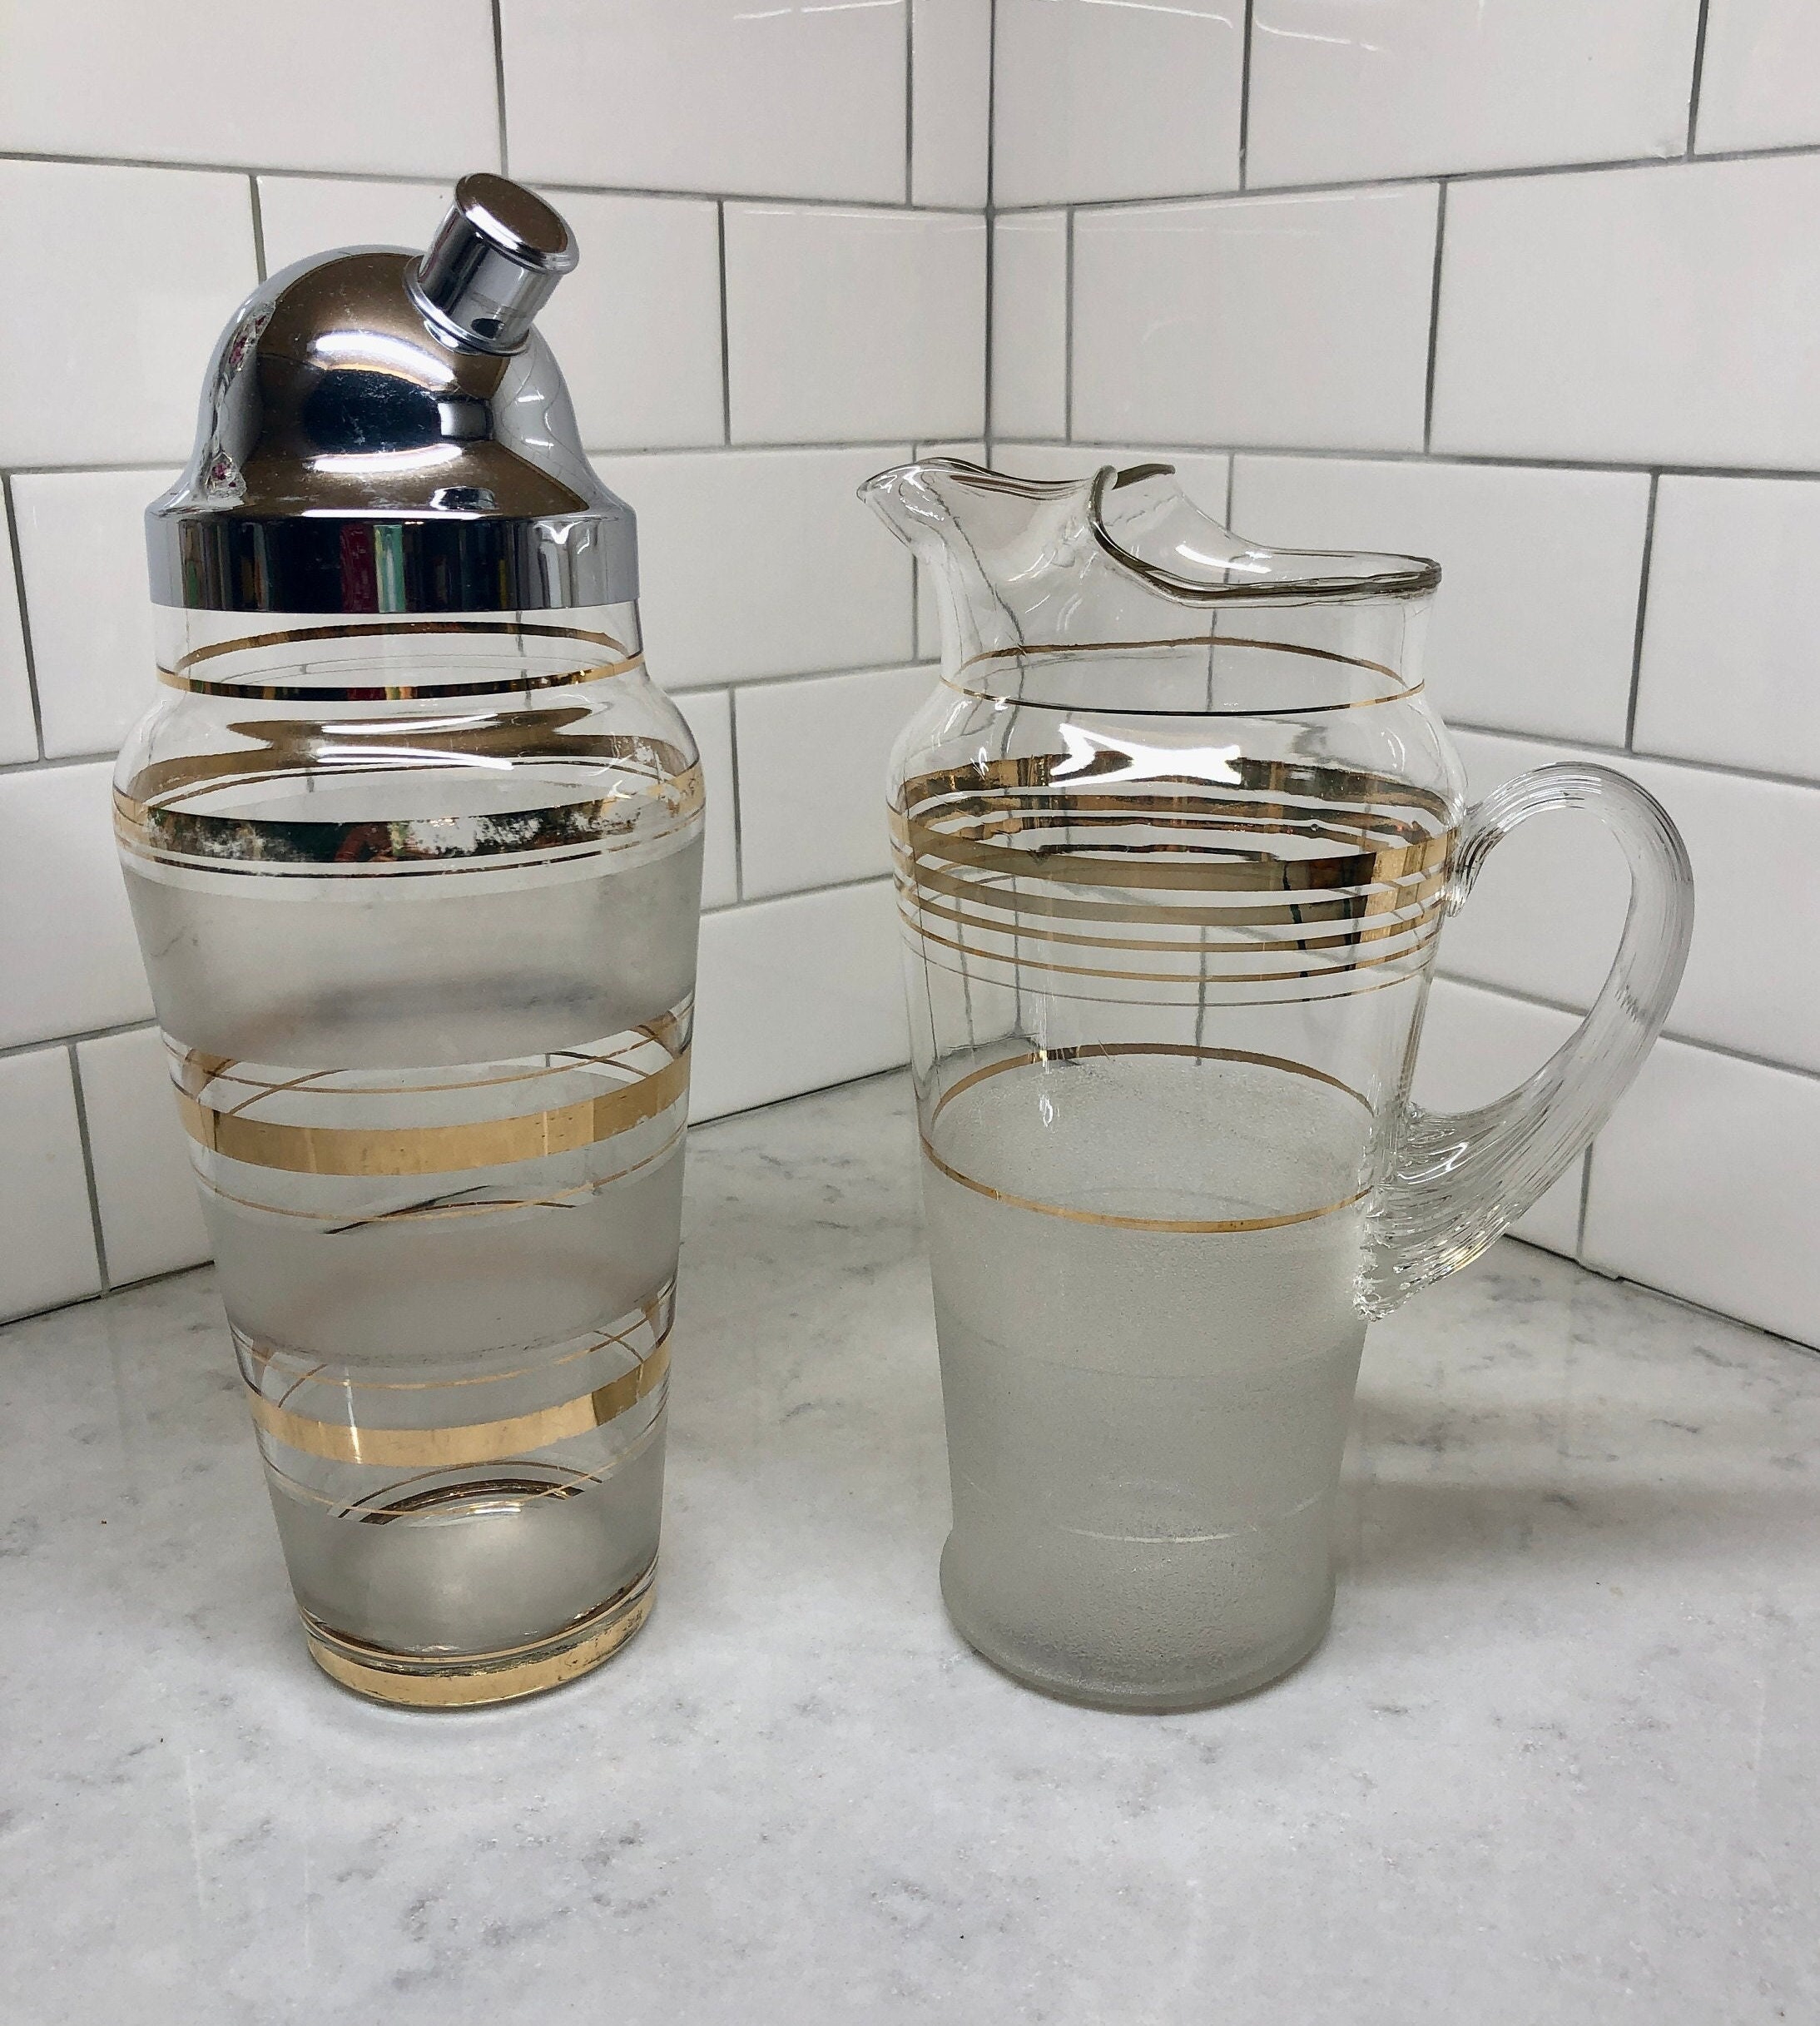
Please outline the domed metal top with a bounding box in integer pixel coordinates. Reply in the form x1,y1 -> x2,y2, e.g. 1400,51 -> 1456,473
147,174 -> 633,614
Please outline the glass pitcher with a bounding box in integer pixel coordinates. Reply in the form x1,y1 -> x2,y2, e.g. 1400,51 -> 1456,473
862,458 -> 1694,1711
117,178 -> 702,1707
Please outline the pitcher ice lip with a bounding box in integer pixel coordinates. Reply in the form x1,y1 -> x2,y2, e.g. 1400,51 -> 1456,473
146,175 -> 634,614
860,456 -> 1441,603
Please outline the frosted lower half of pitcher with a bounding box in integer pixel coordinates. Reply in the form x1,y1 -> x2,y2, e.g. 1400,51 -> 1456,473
922,1049 -> 1369,1711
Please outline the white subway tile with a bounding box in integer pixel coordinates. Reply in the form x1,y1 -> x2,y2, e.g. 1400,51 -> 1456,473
502,0 -> 907,201
0,762 -> 152,1051
1411,977 -> 1585,1256
0,162 -> 258,469
255,177 -> 454,276
0,1 -> 498,176
1634,476 -> 1820,782
0,494 -> 33,766
1074,186 -> 1439,453
735,665 -> 935,901
725,207 -> 984,444
593,448 -> 915,688
1433,156 -> 1820,469
1247,0 -> 1699,187
1584,1039 -> 1820,1348
74,1027 -> 210,1288
671,688 -> 739,911
911,0 -> 992,208
691,880 -> 908,1119
1228,457 -> 1650,745
12,469 -> 179,762
992,0 -> 1242,206
0,1046 -> 100,1323
536,194 -> 726,452
990,213 -> 1069,441
1439,730 -> 1820,1074
1694,0 -> 1820,152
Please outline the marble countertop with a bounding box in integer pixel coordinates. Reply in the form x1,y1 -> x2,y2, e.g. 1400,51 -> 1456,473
2,1070 -> 1816,2024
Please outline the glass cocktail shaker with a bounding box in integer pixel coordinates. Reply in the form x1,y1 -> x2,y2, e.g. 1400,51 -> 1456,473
117,176 -> 704,1706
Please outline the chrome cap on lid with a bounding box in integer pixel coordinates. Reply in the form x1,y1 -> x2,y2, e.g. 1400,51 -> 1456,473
147,173 -> 632,614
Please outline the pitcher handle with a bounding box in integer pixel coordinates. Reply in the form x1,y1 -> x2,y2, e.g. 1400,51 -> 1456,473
1361,763 -> 1694,1318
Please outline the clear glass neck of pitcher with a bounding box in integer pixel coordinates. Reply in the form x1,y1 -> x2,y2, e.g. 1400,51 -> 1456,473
860,456 -> 1441,715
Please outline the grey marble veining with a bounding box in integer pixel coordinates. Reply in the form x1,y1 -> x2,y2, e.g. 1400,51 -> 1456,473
2,1070 -> 1815,2024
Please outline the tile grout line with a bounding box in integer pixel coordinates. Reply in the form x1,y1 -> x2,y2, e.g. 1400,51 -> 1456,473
1686,0 -> 1713,157
903,0 -> 915,207
0,473 -> 47,761
1237,0 -> 1254,190
1623,472 -> 1660,747
725,688 -> 747,902
989,136 -> 1820,214
1436,969 -> 1820,1085
1063,207 -> 1075,441
982,0 -> 999,464
490,0 -> 511,175
247,172 -> 267,283
64,1042 -> 112,1292
1575,1144 -> 1595,1259
1421,181 -> 1448,452
0,1017 -> 158,1068
716,203 -> 732,445
1447,713 -> 1815,793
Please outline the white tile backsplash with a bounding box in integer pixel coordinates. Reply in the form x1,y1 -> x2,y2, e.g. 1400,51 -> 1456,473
1072,186 -> 1439,452
1246,0 -> 1699,188
1432,155 -> 1820,469
0,762 -> 152,1051
0,493 -> 34,766
501,0 -> 909,201
735,665 -> 935,901
593,447 -> 915,688
1440,731 -> 1820,1075
912,0 -> 993,209
0,0 -> 1808,1347
992,0 -> 1243,206
0,0 -> 499,176
726,208 -> 985,445
1694,0 -> 1820,153
535,193 -> 726,452
990,213 -> 1069,441
1584,1038 -> 1820,1347
0,1046 -> 100,1323
672,688 -> 740,911
1634,475 -> 1820,782
74,1026 -> 210,1288
0,161 -> 257,468
1410,977 -> 1584,1256
255,177 -> 455,276
1228,457 -> 1652,744
11,469 -> 179,762
691,879 -> 908,1120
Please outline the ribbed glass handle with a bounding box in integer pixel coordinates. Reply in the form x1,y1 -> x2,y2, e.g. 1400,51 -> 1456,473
1361,763 -> 1694,1318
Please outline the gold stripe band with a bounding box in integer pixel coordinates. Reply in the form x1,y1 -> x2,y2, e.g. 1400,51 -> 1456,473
302,1566 -> 655,1708
923,1044 -> 1370,1233
178,1049 -> 690,1175
247,1334 -> 671,1467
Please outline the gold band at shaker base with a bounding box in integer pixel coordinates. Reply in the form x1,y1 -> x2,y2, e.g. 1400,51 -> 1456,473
245,1333 -> 672,1467
302,1566 -> 657,1709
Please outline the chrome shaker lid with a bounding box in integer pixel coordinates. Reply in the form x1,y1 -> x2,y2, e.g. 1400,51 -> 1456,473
147,173 -> 634,614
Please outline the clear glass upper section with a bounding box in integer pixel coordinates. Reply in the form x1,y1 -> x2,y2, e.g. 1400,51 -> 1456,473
860,457 -> 1441,717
